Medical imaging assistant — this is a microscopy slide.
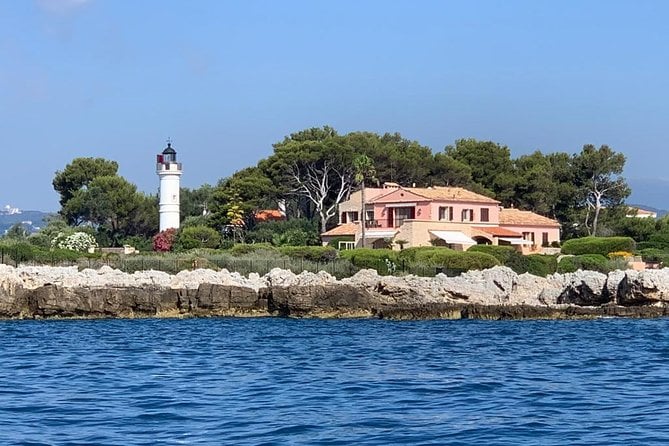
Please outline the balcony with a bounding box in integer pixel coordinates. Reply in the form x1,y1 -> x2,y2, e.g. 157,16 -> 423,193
364,219 -> 381,228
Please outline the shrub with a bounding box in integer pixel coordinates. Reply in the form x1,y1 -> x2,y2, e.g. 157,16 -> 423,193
638,248 -> 669,265
412,249 -> 500,271
0,242 -> 36,263
33,248 -> 81,263
153,228 -> 177,252
557,254 -> 613,274
397,246 -> 451,263
121,236 -> 153,252
468,245 -> 528,273
53,231 -> 98,252
175,226 -> 221,250
279,246 -> 338,262
608,251 -> 633,260
525,254 -> 558,277
638,231 -> 669,250
229,243 -> 277,255
339,249 -> 399,274
246,218 -> 319,245
561,237 -> 636,257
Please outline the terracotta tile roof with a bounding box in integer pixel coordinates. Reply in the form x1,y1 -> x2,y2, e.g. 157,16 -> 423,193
476,226 -> 523,237
499,208 -> 560,227
408,186 -> 499,204
254,209 -> 285,222
368,186 -> 499,204
321,223 -> 359,237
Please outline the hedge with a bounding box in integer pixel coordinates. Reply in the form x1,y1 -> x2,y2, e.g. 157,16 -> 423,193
638,248 -> 669,265
561,237 -> 636,257
468,245 -> 528,274
637,232 -> 669,251
279,246 -> 338,262
229,243 -> 277,255
397,246 -> 453,263
339,249 -> 399,274
557,254 -> 613,274
525,254 -> 558,277
412,248 -> 500,270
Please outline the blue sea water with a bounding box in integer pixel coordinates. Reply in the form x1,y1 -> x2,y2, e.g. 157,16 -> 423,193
0,318 -> 668,445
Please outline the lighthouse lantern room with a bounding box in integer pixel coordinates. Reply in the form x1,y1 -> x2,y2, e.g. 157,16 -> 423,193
156,141 -> 182,232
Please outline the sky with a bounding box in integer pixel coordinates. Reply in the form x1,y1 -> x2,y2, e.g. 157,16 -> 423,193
1,0 -> 668,211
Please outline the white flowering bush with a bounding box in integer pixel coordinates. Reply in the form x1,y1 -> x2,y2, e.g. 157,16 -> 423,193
52,231 -> 98,252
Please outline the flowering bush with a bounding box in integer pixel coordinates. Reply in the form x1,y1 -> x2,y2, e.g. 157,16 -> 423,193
608,251 -> 633,259
52,231 -> 98,252
153,228 -> 177,252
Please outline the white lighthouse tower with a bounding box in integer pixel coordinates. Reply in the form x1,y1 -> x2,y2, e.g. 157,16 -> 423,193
156,141 -> 182,232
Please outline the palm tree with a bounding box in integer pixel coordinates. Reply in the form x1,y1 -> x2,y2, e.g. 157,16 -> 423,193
353,154 -> 376,248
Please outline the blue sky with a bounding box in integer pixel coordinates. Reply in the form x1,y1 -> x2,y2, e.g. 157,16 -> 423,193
1,0 -> 668,211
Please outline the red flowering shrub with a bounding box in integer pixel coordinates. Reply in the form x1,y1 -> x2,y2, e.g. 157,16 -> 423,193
153,228 -> 177,252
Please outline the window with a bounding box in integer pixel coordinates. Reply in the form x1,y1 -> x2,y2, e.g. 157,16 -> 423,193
542,232 -> 549,246
338,241 -> 355,250
480,208 -> 489,222
341,212 -> 347,224
461,209 -> 474,222
438,206 -> 453,221
523,232 -> 535,243
394,207 -> 415,227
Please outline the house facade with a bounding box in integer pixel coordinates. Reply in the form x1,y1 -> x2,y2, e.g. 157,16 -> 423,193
321,184 -> 560,253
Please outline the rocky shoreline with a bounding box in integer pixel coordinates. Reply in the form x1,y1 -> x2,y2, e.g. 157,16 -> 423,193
1,264 -> 669,320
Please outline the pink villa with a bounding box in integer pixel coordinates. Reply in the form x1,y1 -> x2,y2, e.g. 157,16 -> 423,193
321,183 -> 560,253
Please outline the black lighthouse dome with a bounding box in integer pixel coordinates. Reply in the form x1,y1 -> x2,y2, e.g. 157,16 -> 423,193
162,142 -> 176,162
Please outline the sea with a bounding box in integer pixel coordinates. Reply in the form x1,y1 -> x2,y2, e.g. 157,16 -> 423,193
1,317 -> 668,445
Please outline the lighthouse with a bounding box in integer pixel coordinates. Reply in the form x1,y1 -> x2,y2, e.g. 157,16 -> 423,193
156,141 -> 182,232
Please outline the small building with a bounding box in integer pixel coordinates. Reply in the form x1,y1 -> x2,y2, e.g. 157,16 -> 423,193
626,207 -> 657,219
322,184 -> 560,253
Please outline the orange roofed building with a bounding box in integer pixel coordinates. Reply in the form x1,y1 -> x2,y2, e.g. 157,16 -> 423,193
321,183 -> 560,253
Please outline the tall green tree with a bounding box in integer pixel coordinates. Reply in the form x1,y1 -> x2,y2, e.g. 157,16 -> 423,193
445,139 -> 517,204
573,144 -> 630,236
84,175 -> 144,246
344,131 -> 433,186
263,127 -> 356,232
428,152 -> 476,188
180,184 -> 215,220
53,158 -> 119,222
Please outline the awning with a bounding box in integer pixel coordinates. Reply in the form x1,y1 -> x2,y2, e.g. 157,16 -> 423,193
498,237 -> 533,245
364,230 -> 398,239
429,230 -> 476,245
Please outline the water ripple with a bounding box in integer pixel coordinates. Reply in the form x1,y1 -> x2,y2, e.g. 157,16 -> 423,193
0,318 -> 668,444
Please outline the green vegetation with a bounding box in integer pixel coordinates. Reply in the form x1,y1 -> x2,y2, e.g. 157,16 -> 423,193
557,254 -> 626,274
11,125 -> 667,277
561,236 -> 636,257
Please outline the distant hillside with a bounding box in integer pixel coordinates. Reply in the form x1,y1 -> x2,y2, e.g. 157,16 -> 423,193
0,210 -> 53,235
628,178 -> 669,213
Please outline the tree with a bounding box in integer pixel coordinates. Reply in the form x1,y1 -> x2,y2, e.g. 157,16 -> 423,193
344,131 -> 433,186
573,145 -> 630,236
428,152 -> 476,188
353,154 -> 376,248
84,175 -> 143,246
445,139 -> 517,204
264,127 -> 355,233
53,158 -> 119,223
180,184 -> 215,220
3,223 -> 29,240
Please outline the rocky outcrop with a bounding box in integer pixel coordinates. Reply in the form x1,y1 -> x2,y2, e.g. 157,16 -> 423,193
1,264 -> 669,320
